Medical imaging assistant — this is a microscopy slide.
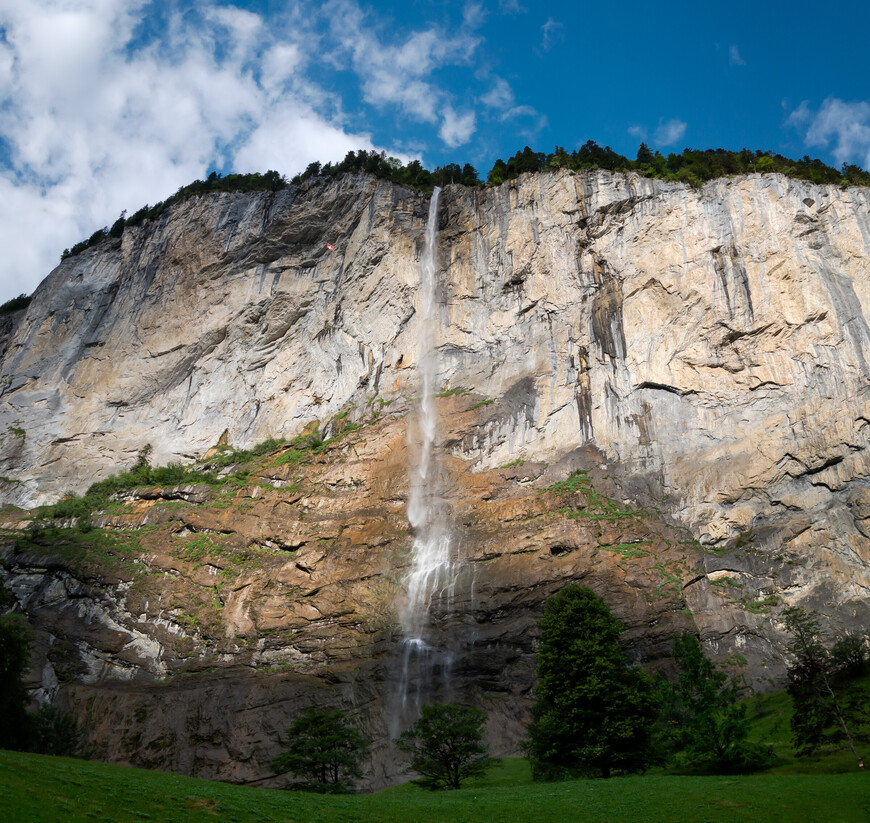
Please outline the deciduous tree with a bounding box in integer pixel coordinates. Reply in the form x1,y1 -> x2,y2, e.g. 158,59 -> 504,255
661,633 -> 772,772
270,708 -> 370,792
0,615 -> 32,750
395,703 -> 493,790
525,585 -> 657,779
784,607 -> 867,770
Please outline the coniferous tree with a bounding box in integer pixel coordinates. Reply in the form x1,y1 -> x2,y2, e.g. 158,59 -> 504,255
525,585 -> 657,779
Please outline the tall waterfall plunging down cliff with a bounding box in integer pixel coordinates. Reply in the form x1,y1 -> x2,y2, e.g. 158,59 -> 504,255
396,187 -> 459,712
0,169 -> 868,786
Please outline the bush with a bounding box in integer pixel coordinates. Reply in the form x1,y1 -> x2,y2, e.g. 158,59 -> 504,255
29,705 -> 83,756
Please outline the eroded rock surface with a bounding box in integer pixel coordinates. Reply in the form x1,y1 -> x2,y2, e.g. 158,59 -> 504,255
0,169 -> 868,784
0,401 -> 808,786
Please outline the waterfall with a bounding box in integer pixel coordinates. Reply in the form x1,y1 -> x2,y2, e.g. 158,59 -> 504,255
396,186 -> 458,711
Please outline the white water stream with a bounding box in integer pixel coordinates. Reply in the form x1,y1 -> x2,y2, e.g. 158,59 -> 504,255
397,186 -> 459,710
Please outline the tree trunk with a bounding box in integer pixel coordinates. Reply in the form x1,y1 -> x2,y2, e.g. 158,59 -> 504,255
824,676 -> 865,770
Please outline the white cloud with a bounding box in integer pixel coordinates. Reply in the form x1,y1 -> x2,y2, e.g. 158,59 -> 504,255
0,0 -> 401,300
325,0 -> 480,135
499,0 -> 526,12
628,124 -> 648,140
479,78 -> 542,128
729,44 -> 745,66
788,98 -> 870,169
463,2 -> 487,28
540,17 -> 564,51
654,118 -> 687,146
480,78 -> 515,110
0,0 -> 541,301
439,108 -> 476,148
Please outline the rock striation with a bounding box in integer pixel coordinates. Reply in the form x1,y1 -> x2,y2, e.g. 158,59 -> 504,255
0,169 -> 868,784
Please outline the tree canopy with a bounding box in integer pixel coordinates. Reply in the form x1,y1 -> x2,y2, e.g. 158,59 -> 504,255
659,633 -> 772,773
784,607 -> 867,769
395,703 -> 493,790
525,585 -> 657,779
59,141 -> 870,264
0,615 -> 32,751
269,707 -> 370,793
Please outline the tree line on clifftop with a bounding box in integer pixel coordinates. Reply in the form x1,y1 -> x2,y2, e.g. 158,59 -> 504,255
54,141 -> 870,266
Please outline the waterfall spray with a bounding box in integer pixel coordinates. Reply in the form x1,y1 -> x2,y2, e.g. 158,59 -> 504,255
397,186 -> 458,711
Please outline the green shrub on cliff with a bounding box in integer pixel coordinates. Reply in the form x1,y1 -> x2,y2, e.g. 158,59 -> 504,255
0,293 -> 31,315
37,461 -> 220,525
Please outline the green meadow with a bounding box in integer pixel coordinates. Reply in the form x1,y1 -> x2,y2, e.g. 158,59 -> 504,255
1,750 -> 867,823
3,680 -> 868,822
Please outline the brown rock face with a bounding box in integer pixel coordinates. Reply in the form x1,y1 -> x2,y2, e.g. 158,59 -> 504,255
0,169 -> 868,785
0,395 -> 841,786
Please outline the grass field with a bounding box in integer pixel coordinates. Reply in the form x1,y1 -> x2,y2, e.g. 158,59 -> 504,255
1,750 -> 867,823
3,678 -> 867,822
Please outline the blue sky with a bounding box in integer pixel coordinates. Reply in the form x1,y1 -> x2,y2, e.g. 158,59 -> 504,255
0,0 -> 868,301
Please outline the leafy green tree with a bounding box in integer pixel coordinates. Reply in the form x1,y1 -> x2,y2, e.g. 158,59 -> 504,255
784,607 -> 867,770
756,155 -> 774,173
487,158 -> 507,185
395,703 -> 493,790
525,585 -> 657,779
270,707 -> 370,792
0,615 -> 32,750
661,633 -> 772,772
831,634 -> 868,678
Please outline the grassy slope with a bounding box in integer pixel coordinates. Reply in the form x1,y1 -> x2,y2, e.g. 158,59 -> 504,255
744,674 -> 870,774
1,751 -> 867,823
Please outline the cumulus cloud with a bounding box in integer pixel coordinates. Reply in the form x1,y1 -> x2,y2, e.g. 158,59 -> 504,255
325,0 -> 480,131
628,124 -> 648,140
439,108 -> 476,148
480,78 -> 515,110
788,98 -> 870,169
729,44 -> 745,66
0,0 -> 409,299
479,77 -> 542,131
0,0 -> 539,300
654,118 -> 687,146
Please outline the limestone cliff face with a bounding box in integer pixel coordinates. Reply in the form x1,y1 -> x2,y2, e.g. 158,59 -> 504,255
2,169 -> 868,605
0,169 -> 868,784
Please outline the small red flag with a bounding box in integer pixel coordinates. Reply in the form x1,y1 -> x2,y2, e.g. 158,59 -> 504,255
327,243 -> 334,251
